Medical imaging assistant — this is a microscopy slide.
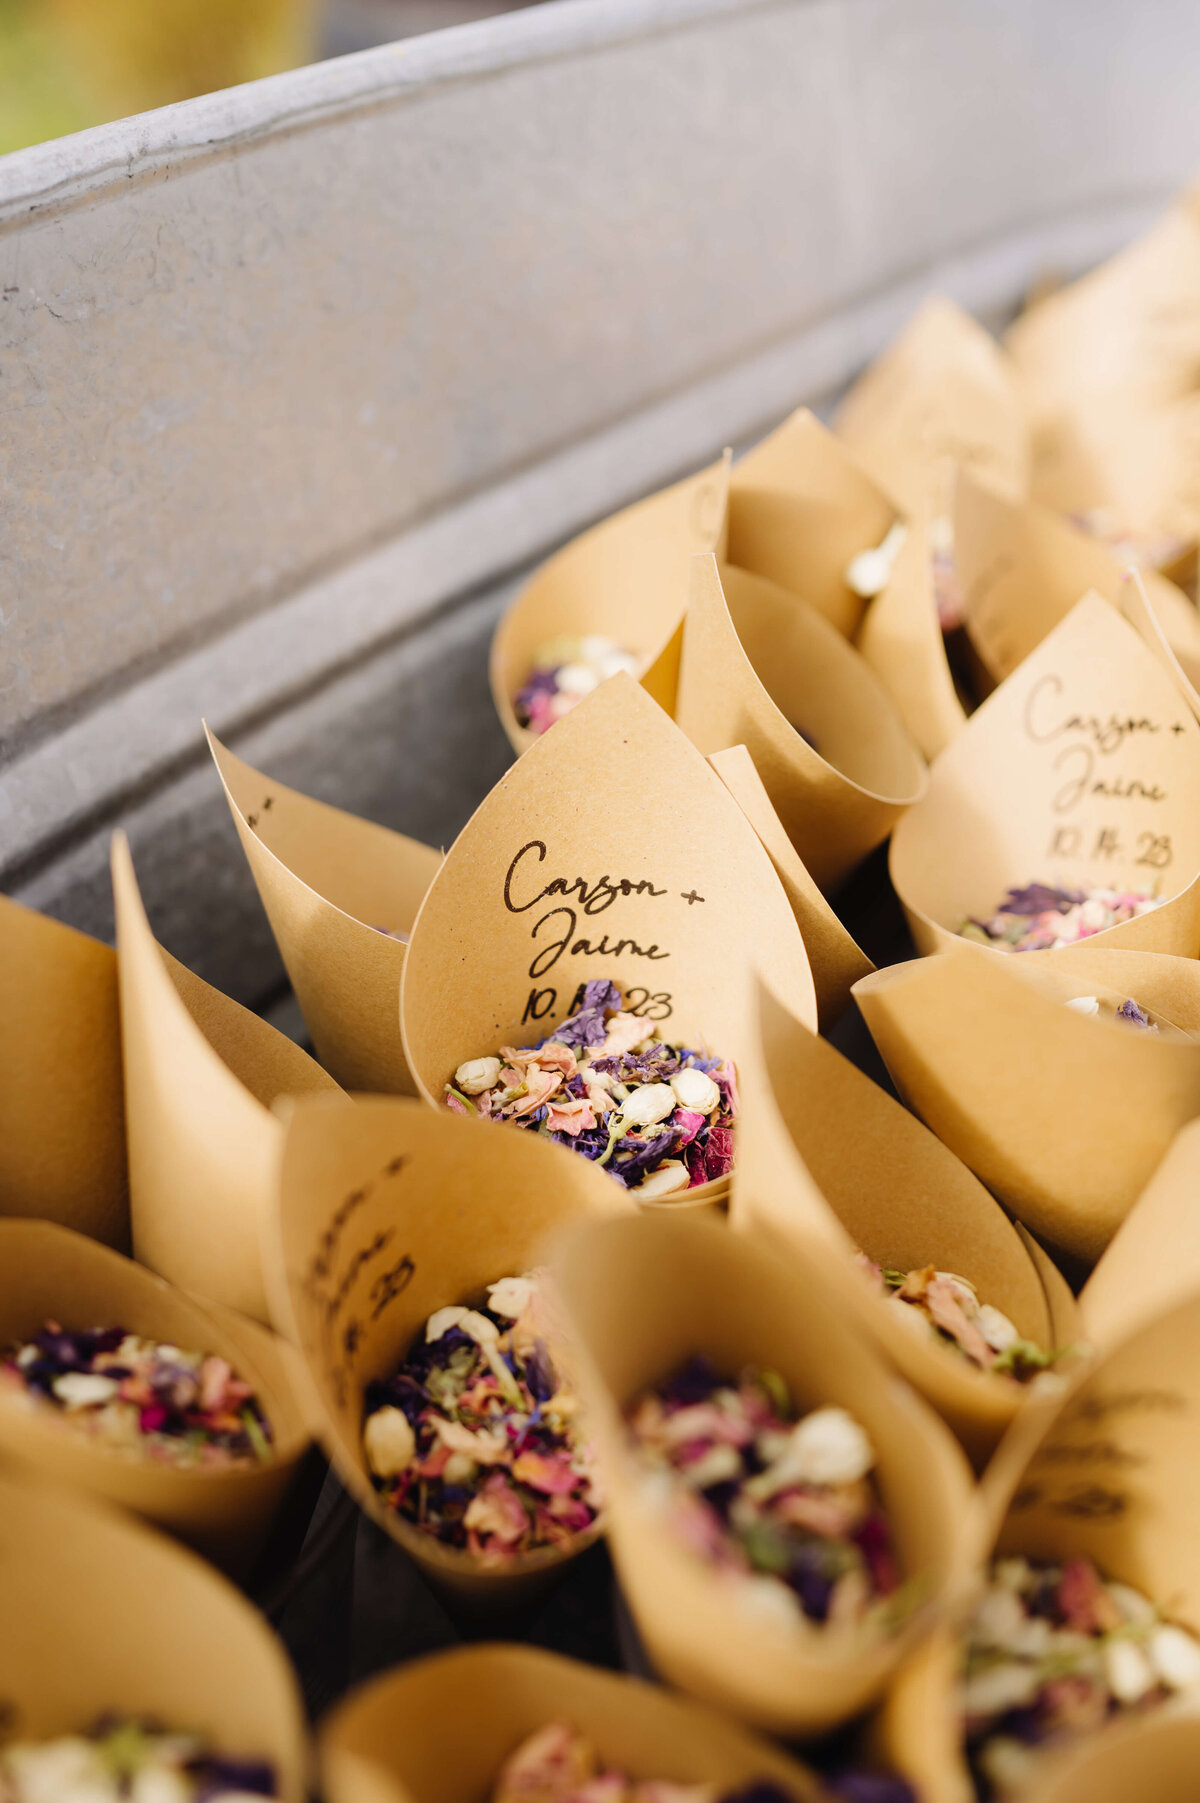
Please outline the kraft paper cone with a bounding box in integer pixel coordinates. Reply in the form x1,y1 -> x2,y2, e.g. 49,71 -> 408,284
952,470 -> 1200,692
0,896 -> 128,1250
727,408 -> 901,638
0,1461 -> 306,1800
707,745 -> 874,1026
319,1644 -> 823,1803
400,673 -> 819,1212
674,556 -> 927,893
854,502 -> 970,762
886,1287 -> 1200,1803
1122,567 -> 1200,723
490,453 -> 732,756
834,296 -> 1030,517
265,1091 -> 634,1614
889,595 -> 1200,961
732,980 -> 1068,1466
0,1219 -> 311,1578
1006,185 -> 1200,419
553,1211 -> 975,1737
1020,1712 -> 1200,1803
853,946 -> 1200,1263
207,726 -> 443,1094
112,833 -> 341,1323
1080,1113 -> 1200,1352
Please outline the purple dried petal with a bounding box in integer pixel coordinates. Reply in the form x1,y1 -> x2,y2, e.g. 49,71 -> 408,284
548,979 -> 623,1052
1117,997 -> 1154,1029
999,883 -> 1086,916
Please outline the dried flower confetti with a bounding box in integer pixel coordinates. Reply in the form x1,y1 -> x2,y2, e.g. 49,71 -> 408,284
445,979 -> 737,1194
855,1256 -> 1060,1382
0,1717 -> 278,1801
514,636 -> 642,735
362,1269 -> 600,1562
929,513 -> 965,633
1064,993 -> 1159,1031
959,883 -> 1163,952
0,1322 -> 274,1470
626,1356 -> 901,1633
1067,510 -> 1193,577
962,1555 -> 1200,1797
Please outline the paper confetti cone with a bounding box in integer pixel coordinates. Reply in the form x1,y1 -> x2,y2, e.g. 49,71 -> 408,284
553,1211 -> 975,1736
319,1643 -> 824,1803
674,556 -> 927,892
265,1091 -> 634,1615
0,896 -> 128,1250
207,727 -> 443,1094
400,673 -> 818,1213
112,833 -> 341,1322
0,1460 -> 306,1800
490,453 -> 731,755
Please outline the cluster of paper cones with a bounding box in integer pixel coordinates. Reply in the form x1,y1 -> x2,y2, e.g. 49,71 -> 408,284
11,180 -> 1200,1803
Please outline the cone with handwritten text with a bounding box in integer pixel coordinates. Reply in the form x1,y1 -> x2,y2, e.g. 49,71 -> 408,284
400,674 -> 818,1213
207,727 -> 443,1094
112,834 -> 341,1322
0,896 -> 129,1251
882,1286 -> 1200,1802
0,1461 -> 306,1801
854,946 -> 1200,1263
726,407 -> 901,638
319,1644 -> 825,1803
552,1210 -> 975,1737
490,454 -> 731,756
0,1218 -> 310,1576
674,556 -> 927,893
265,1092 -> 633,1615
889,595 -> 1200,962
732,980 -> 1077,1465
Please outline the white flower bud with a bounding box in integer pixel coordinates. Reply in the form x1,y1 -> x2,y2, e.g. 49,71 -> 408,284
669,1067 -> 722,1114
1149,1622 -> 1200,1690
1104,1636 -> 1155,1704
454,1056 -> 501,1096
783,1406 -> 875,1485
486,1275 -> 535,1318
426,1305 -> 498,1344
635,1160 -> 692,1200
961,1661 -> 1040,1718
978,1304 -> 1020,1353
51,1373 -> 119,1409
555,662 -> 601,697
618,1083 -> 678,1128
844,520 -> 908,598
363,1405 -> 416,1479
1065,994 -> 1100,1017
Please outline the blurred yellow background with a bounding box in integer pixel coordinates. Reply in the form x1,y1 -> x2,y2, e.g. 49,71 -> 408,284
0,0 -> 534,156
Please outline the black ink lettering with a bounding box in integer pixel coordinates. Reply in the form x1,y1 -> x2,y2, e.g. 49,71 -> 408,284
504,840 -> 549,912
522,986 -> 557,1023
529,906 -> 575,978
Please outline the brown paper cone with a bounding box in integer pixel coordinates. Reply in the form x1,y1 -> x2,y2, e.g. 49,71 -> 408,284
1006,185 -> 1200,420
853,946 -> 1200,1263
834,295 -> 1030,517
0,1220 -> 311,1576
1080,1113 -> 1200,1352
0,896 -> 128,1250
265,1091 -> 635,1614
1122,567 -> 1200,724
111,833 -> 341,1323
490,453 -> 732,756
319,1643 -> 824,1803
707,746 -> 874,1026
206,727 -> 443,1094
674,557 -> 927,893
889,594 -> 1200,961
1018,1711 -> 1200,1803
552,1211 -> 975,1737
727,408 -> 902,637
885,1287 -> 1200,1803
854,502 -> 970,762
731,980 -> 1070,1466
399,672 -> 818,1212
952,469 -> 1200,692
0,1459 -> 306,1799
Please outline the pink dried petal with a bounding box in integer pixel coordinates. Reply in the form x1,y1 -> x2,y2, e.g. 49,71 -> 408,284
544,1098 -> 597,1136
512,1449 -> 581,1494
464,1471 -> 529,1548
925,1277 -> 993,1369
